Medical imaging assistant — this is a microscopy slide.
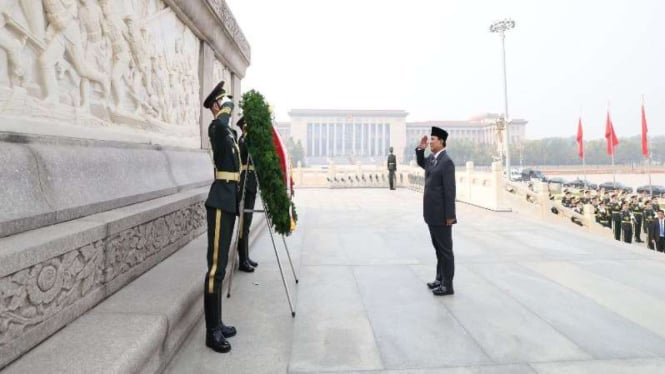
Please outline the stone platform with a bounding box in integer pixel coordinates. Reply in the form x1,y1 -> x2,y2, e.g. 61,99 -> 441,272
167,188 -> 665,374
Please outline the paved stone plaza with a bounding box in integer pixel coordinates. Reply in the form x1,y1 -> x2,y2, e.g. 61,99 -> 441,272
167,188 -> 665,374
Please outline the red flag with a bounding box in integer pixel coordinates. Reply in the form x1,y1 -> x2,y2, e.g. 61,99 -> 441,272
605,111 -> 619,155
641,102 -> 649,157
576,118 -> 584,159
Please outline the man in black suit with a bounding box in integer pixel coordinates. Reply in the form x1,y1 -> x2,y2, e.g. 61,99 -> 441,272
416,126 -> 457,296
650,209 -> 665,252
201,80 -> 240,353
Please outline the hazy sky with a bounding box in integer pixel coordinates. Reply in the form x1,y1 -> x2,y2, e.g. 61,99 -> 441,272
226,0 -> 664,139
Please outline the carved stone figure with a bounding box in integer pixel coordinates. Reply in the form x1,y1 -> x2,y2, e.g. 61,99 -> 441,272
99,0 -> 130,108
77,0 -> 108,107
40,0 -> 109,104
124,16 -> 152,96
0,18 -> 24,85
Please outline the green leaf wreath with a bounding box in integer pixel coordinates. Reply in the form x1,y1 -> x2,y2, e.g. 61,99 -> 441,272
241,90 -> 297,235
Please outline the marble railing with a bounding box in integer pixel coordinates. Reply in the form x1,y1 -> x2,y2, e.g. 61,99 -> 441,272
293,161 -> 510,211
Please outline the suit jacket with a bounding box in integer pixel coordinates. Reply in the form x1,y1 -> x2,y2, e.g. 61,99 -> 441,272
416,148 -> 456,226
205,102 -> 240,213
651,219 -> 665,243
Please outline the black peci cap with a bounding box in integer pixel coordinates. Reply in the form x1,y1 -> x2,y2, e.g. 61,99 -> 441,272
431,126 -> 448,141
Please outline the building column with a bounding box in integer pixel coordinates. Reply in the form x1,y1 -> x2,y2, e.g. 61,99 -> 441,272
320,123 -> 323,157
360,123 -> 365,156
332,123 -> 337,157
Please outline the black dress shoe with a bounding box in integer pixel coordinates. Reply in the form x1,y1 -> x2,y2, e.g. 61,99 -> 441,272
432,285 -> 454,296
238,261 -> 255,272
221,323 -> 236,338
427,280 -> 441,290
636,239 -> 644,243
248,258 -> 258,267
206,328 -> 231,353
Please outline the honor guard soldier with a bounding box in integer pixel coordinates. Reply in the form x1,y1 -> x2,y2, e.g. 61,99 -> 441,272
630,195 -> 644,243
620,203 -> 633,243
652,197 -> 660,212
202,81 -> 240,353
235,116 -> 259,272
609,195 -> 622,241
387,146 -> 397,190
595,202 -> 611,228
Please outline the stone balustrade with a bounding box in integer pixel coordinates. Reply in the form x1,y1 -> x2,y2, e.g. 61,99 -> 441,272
292,161 -> 510,212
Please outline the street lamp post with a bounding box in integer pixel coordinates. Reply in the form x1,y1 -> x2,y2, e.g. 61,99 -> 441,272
490,18 -> 516,177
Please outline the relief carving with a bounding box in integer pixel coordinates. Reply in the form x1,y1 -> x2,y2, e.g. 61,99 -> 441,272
0,0 -> 203,146
0,201 -> 205,349
104,202 -> 205,283
0,240 -> 104,347
207,0 -> 250,60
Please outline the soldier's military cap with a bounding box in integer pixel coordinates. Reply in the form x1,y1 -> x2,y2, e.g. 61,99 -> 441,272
203,80 -> 230,109
431,126 -> 448,141
236,116 -> 246,129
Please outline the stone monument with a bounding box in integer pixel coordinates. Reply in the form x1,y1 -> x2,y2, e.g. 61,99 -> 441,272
0,0 -> 250,369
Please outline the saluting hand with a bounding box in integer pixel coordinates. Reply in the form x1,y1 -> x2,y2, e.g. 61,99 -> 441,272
417,135 -> 428,150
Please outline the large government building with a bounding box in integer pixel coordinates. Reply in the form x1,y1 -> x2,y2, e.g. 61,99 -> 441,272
277,109 -> 528,165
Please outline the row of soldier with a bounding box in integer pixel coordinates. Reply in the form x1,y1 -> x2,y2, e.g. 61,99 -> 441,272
553,188 -> 663,250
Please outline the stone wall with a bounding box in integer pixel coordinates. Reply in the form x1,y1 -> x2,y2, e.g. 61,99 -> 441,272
0,185 -> 208,368
0,0 -> 249,146
0,0 -> 250,368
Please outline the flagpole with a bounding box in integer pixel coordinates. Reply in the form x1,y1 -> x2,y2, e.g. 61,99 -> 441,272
643,95 -> 653,195
580,111 -> 586,187
648,151 -> 653,195
608,101 -> 616,188
611,146 -> 616,188
583,151 -> 586,187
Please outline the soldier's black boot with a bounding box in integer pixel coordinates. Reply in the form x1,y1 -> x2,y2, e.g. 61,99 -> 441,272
243,234 -> 258,267
204,293 -> 231,353
237,237 -> 255,273
217,292 -> 236,338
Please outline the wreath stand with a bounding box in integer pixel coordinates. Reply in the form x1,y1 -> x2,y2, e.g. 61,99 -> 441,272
226,154 -> 299,317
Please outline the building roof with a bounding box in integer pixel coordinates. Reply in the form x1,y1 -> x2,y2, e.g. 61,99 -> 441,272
407,113 -> 528,128
288,109 -> 409,118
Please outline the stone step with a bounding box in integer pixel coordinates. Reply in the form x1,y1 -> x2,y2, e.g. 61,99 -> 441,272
2,214 -> 267,374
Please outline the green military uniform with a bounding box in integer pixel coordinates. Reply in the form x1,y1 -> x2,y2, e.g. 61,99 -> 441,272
202,81 -> 240,353
631,199 -> 644,242
610,200 -> 622,241
235,116 -> 258,272
620,208 -> 633,243
387,147 -> 397,190
595,206 -> 611,229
